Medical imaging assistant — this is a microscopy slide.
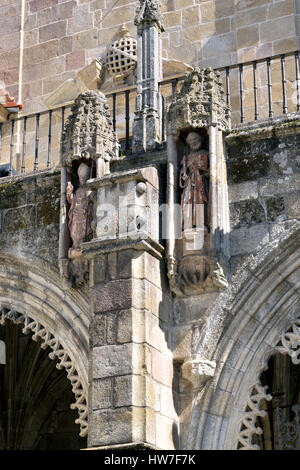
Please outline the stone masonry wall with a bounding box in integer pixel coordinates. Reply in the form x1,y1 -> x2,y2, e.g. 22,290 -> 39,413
1,0 -> 300,115
227,123 -> 300,273
0,171 -> 60,268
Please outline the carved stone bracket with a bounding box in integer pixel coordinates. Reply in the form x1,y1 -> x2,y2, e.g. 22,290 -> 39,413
182,356 -> 216,389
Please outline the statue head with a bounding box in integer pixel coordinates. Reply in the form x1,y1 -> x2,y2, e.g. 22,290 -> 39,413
78,162 -> 90,185
186,131 -> 202,151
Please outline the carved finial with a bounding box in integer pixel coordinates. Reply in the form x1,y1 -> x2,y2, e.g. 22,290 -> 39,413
134,0 -> 165,31
119,23 -> 130,38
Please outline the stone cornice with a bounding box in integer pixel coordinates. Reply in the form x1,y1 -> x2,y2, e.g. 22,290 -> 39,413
226,113 -> 300,143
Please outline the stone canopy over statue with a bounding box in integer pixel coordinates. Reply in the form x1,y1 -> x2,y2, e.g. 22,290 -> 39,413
166,67 -> 231,295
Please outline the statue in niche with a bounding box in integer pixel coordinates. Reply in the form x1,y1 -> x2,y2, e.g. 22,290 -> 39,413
66,162 -> 94,260
179,131 -> 209,232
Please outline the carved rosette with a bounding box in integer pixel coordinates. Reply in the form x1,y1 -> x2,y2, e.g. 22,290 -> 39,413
167,67 -> 231,133
61,90 -> 119,166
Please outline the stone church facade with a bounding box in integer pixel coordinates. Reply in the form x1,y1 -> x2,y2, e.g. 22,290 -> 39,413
0,0 -> 300,450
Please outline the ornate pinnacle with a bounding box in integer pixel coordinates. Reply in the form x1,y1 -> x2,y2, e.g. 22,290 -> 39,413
134,0 -> 165,31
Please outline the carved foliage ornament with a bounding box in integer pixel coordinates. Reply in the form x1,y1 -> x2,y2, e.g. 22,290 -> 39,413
167,67 -> 231,133
134,0 -> 165,31
61,90 -> 119,166
0,306 -> 88,438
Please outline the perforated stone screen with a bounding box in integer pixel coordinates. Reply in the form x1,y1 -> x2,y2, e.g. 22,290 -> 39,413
106,36 -> 137,78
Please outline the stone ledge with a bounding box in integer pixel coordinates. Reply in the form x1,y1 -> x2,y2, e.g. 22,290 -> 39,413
87,166 -> 159,190
82,442 -> 160,450
227,113 -> 300,143
82,233 -> 164,261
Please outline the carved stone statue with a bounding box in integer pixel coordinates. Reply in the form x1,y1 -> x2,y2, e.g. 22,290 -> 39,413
179,132 -> 209,231
67,162 -> 94,259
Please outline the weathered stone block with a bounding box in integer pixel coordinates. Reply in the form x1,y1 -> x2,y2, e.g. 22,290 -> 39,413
182,6 -> 200,27
265,196 -> 285,222
114,375 -> 132,407
259,16 -> 296,43
74,29 -> 98,52
58,36 -> 73,55
200,1 -> 215,22
39,20 -> 67,42
106,313 -> 116,344
230,223 -> 269,256
229,199 -> 265,228
117,309 -> 132,343
3,205 -> 35,232
30,0 -> 58,13
93,279 -> 132,313
67,4 -> 93,34
163,10 -> 182,28
202,33 -> 236,59
102,4 -> 136,28
151,349 -> 173,388
228,181 -> 259,203
90,315 -> 106,348
272,37 -> 297,56
156,414 -> 176,450
93,254 -> 106,284
284,191 -> 300,218
65,50 -> 85,70
233,6 -> 267,28
237,24 -> 259,49
92,344 -> 132,379
267,0 -> 294,19
36,196 -> 60,225
92,378 -> 112,409
227,142 -> 272,183
89,407 -> 132,446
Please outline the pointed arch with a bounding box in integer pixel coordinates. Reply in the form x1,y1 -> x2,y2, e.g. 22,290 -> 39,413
0,253 -> 90,437
188,222 -> 300,449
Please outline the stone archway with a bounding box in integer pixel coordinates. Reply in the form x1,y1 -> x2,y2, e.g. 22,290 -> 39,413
0,253 -> 90,440
187,222 -> 300,450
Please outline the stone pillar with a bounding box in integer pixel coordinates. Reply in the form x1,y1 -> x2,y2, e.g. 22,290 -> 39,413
83,167 -> 178,449
132,1 -> 165,153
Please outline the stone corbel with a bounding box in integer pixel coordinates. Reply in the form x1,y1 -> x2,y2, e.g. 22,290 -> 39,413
181,356 -> 216,390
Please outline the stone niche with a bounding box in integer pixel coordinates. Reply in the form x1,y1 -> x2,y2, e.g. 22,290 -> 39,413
166,67 -> 231,296
59,90 -> 119,286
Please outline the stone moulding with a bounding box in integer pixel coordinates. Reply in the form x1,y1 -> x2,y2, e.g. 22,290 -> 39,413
0,305 -> 88,438
226,113 -> 300,143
